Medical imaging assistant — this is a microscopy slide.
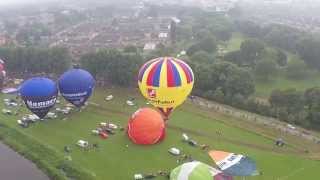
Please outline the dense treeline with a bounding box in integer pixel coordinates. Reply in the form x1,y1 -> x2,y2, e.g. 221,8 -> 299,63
188,60 -> 255,105
235,20 -> 320,71
0,47 -> 71,76
269,88 -> 320,129
80,49 -> 143,87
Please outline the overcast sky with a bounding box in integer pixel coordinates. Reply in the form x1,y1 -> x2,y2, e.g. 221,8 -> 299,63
0,0 -> 59,6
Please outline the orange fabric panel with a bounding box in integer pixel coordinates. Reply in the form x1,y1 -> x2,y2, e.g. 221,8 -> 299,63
209,151 -> 231,162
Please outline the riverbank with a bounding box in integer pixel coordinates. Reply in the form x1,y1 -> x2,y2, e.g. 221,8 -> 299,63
0,123 -> 95,180
0,142 -> 49,180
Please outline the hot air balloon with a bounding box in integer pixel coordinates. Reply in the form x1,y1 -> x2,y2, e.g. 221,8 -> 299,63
170,161 -> 232,180
0,58 -> 6,89
208,151 -> 259,177
127,108 -> 165,145
58,68 -> 95,107
138,57 -> 194,119
20,77 -> 58,119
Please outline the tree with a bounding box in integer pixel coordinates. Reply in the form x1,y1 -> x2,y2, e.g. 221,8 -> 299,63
212,88 -> 225,103
269,89 -> 304,114
123,45 -> 138,53
190,51 -> 214,64
296,38 -> 320,70
194,61 -> 255,99
235,20 -> 261,38
304,87 -> 320,129
80,49 -> 143,87
152,43 -> 174,57
210,25 -> 232,41
240,39 -> 265,66
187,36 -> 217,56
264,25 -> 302,52
276,49 -> 287,67
176,24 -> 193,42
286,58 -> 308,79
255,58 -> 277,80
224,50 -> 243,66
0,47 -> 70,75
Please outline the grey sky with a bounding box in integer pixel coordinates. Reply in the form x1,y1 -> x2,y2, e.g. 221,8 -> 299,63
0,0 -> 58,6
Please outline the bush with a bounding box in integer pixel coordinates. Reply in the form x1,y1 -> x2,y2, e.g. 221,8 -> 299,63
286,58 -> 308,79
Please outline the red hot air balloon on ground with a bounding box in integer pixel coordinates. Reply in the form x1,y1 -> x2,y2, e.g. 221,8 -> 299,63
127,108 -> 165,145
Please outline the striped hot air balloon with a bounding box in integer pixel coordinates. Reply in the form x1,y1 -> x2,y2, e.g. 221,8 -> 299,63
138,57 -> 194,119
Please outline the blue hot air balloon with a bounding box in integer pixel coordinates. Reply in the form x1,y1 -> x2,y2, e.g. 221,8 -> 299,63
20,77 -> 58,119
58,68 -> 95,107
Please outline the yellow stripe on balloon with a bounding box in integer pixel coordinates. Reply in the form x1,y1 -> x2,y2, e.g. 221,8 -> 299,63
159,57 -> 168,88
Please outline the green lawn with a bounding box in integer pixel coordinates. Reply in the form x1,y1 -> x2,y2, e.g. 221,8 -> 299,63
225,33 -> 245,52
255,71 -> 320,98
0,88 -> 320,180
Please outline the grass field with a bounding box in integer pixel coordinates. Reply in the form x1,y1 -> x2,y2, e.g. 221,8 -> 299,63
1,88 -> 320,180
225,33 -> 320,98
225,33 -> 244,52
254,70 -> 320,98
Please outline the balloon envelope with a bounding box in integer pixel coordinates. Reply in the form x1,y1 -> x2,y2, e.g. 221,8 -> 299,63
20,77 -> 58,119
170,161 -> 214,180
58,68 -> 95,107
127,108 -> 165,145
208,151 -> 258,176
138,57 -> 194,118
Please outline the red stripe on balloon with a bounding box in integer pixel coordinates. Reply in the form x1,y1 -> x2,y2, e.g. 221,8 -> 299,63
146,60 -> 162,86
166,60 -> 175,87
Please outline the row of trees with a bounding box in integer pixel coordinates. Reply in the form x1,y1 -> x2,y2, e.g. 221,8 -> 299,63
0,47 -> 71,76
185,50 -> 255,106
269,88 -> 320,129
0,47 -> 144,88
177,13 -> 233,42
80,49 -> 143,87
223,38 -> 312,81
236,20 -> 320,71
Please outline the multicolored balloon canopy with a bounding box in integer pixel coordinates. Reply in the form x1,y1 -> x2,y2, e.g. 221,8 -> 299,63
138,57 -> 194,119
58,68 -> 95,107
208,151 -> 258,177
20,77 -> 58,119
170,161 -> 232,180
0,58 -> 6,89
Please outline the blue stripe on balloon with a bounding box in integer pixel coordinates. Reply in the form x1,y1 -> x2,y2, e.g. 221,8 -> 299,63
152,60 -> 164,87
